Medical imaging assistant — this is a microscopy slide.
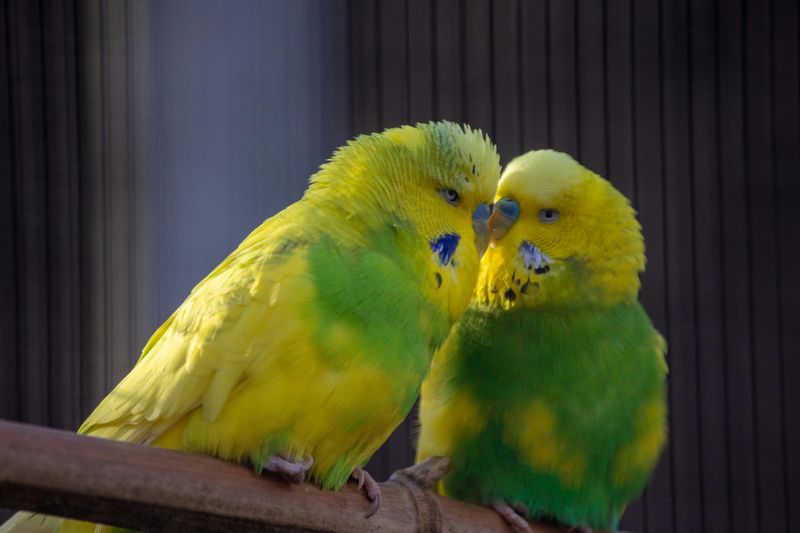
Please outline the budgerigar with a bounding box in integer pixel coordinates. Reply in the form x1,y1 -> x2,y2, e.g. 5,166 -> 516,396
416,150 -> 667,532
2,122 -> 501,533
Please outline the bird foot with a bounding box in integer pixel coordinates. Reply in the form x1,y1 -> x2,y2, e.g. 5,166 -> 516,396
264,455 -> 314,484
351,467 -> 382,518
388,455 -> 452,488
492,501 -> 534,533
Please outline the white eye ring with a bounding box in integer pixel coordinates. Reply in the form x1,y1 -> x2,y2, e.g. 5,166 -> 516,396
440,189 -> 460,206
539,208 -> 559,223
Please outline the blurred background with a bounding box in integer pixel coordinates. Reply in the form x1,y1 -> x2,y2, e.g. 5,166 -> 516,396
1,1 -> 798,531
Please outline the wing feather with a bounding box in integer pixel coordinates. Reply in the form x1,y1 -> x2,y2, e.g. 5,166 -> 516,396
79,217 -> 311,445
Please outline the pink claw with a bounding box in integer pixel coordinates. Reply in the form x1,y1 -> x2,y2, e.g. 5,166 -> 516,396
353,469 -> 366,490
491,501 -> 534,533
351,467 -> 382,517
264,455 -> 314,484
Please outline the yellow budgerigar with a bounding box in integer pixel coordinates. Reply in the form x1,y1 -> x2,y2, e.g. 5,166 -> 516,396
2,121 -> 500,532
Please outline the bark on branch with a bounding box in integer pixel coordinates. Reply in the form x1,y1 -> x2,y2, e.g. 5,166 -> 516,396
0,420 -> 563,532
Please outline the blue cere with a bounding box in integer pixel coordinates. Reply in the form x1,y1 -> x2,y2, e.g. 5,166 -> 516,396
495,197 -> 520,221
430,233 -> 460,266
472,202 -> 491,223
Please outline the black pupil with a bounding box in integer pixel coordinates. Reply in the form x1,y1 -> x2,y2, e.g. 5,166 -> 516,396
545,210 -> 554,218
447,190 -> 457,201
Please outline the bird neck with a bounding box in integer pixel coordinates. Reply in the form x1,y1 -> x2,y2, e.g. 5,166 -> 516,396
474,247 -> 641,312
451,300 -> 657,402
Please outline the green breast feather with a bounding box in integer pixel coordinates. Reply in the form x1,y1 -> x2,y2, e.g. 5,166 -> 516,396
308,233 -> 450,413
440,302 -> 667,530
246,232 -> 452,491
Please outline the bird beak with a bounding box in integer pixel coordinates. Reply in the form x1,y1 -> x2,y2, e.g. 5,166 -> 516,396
472,203 -> 491,257
474,221 -> 489,257
488,197 -> 520,242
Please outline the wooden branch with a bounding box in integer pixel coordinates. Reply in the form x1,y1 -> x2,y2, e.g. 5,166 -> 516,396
0,420 -> 564,532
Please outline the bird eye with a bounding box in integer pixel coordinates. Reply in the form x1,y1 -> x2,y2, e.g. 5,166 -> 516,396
539,208 -> 559,223
440,189 -> 460,206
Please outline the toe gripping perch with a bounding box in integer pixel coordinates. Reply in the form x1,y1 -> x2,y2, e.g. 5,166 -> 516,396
388,456 -> 452,533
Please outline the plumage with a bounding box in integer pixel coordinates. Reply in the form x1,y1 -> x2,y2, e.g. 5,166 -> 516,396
417,149 -> 667,532
2,122 -> 500,533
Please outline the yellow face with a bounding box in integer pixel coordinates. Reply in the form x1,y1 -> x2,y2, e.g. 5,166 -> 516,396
386,123 -> 500,322
310,121 -> 501,323
477,149 -> 644,309
384,124 -> 498,252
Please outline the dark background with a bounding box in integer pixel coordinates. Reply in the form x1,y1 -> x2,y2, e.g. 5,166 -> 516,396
2,1 -> 798,531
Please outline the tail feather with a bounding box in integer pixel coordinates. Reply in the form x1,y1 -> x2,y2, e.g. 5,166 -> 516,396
0,512 -> 112,533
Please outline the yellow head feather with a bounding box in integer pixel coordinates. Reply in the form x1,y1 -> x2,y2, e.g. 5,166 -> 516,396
478,149 -> 644,309
307,121 -> 501,321
306,122 -> 499,239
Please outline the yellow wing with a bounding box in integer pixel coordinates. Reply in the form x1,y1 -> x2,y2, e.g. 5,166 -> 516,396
79,211 -> 312,446
1,219 -> 314,533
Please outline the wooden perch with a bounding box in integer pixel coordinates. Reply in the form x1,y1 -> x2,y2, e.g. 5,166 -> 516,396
0,420 -> 564,532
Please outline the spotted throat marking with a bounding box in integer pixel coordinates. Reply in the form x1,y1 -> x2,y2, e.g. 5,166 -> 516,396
430,233 -> 460,266
520,241 -> 552,275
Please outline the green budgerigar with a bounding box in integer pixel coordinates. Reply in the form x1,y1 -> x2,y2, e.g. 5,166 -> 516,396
417,150 -> 668,532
